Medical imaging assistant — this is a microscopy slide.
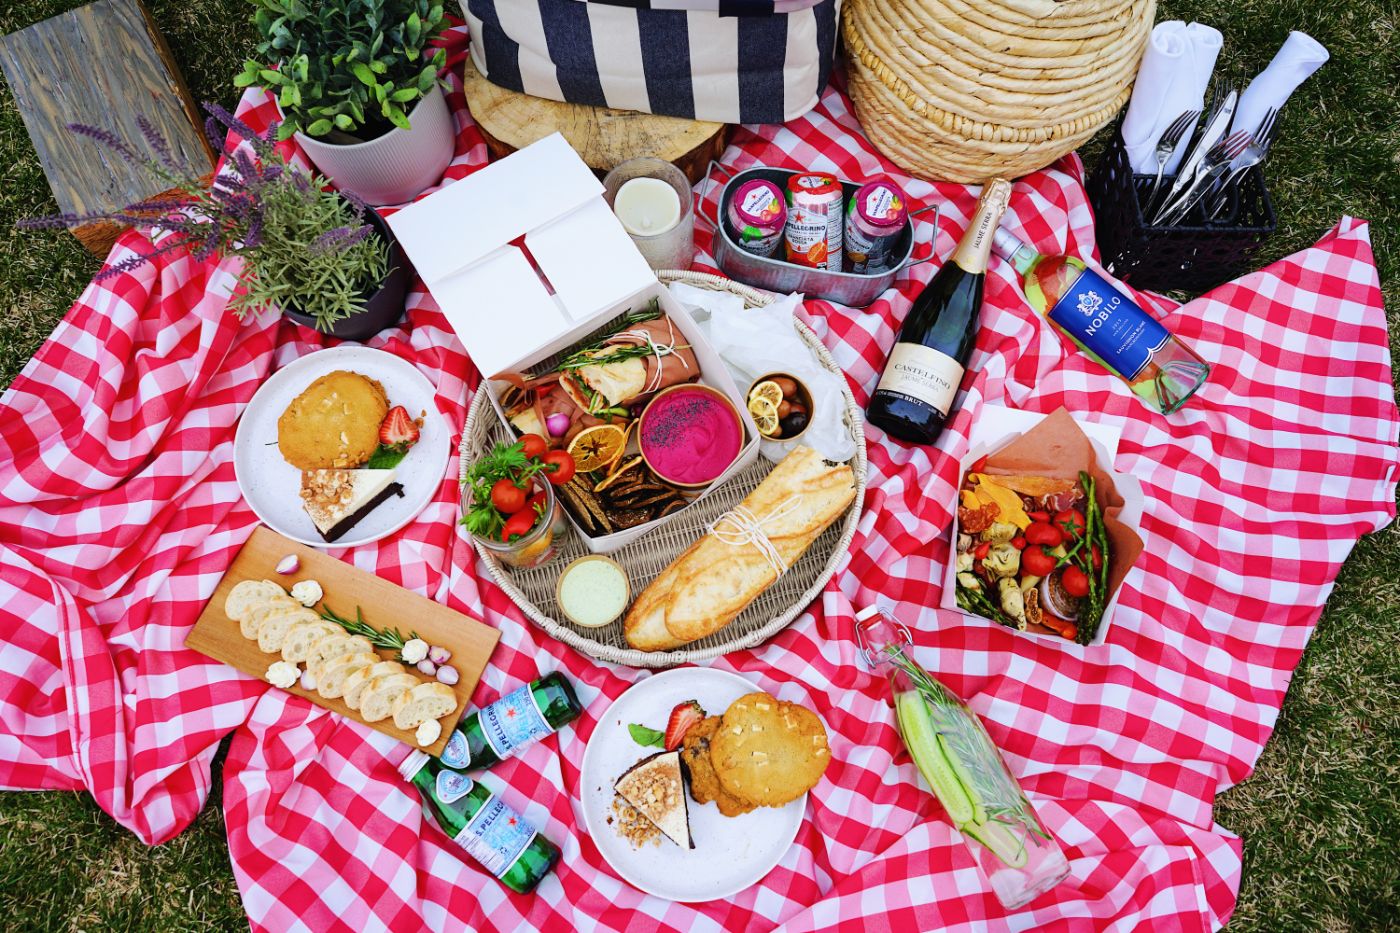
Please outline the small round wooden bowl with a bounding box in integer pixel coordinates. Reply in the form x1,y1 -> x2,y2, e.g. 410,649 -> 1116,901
555,555 -> 632,629
747,372 -> 814,443
637,383 -> 744,489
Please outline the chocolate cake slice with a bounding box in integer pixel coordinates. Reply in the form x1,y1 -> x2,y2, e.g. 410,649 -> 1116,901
614,749 -> 693,849
300,469 -> 404,542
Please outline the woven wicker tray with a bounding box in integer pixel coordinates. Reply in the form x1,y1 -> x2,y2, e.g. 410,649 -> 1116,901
459,270 -> 867,668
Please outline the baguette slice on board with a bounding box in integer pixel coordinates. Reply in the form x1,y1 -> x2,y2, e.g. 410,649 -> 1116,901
186,525 -> 500,756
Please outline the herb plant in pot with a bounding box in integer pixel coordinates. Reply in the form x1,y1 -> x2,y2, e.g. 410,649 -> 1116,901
19,105 -> 411,341
237,0 -> 454,206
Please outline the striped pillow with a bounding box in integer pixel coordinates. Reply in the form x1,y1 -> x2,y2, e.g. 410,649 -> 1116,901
463,0 -> 840,124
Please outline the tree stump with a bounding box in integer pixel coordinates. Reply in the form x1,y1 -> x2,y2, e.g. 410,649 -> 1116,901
462,59 -> 731,185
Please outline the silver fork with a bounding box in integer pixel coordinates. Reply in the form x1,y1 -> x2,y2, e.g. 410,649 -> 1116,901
1156,131 -> 1252,226
1206,107 -> 1280,221
1144,109 -> 1201,212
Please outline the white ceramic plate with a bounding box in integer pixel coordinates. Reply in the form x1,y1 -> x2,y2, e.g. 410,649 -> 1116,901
234,346 -> 450,548
579,668 -> 806,902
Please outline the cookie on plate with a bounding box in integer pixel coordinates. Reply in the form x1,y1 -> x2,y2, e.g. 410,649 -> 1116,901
681,716 -> 756,817
277,370 -> 389,470
710,692 -> 830,808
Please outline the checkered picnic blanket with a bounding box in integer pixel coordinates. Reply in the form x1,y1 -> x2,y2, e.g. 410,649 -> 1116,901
1,25 -> 1396,932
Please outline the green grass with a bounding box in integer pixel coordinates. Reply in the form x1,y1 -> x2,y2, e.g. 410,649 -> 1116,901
0,1 -> 1396,929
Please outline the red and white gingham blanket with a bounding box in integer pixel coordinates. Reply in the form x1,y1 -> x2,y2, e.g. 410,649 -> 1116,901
1,28 -> 1396,932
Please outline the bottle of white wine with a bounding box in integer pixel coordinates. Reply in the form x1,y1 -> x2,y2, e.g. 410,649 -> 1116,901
867,179 -> 1013,445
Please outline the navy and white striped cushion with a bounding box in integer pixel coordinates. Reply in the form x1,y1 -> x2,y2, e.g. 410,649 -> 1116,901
464,0 -> 839,124
577,0 -> 822,14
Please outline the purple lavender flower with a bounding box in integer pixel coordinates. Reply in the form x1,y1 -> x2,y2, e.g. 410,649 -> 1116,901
66,123 -> 142,164
309,223 -> 373,255
203,101 -> 276,159
136,115 -> 178,171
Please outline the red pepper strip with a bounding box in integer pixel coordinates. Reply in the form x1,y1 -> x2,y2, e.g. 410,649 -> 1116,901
974,541 -> 990,560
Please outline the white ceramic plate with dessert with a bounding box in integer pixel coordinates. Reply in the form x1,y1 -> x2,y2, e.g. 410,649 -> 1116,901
579,668 -> 808,902
234,346 -> 450,548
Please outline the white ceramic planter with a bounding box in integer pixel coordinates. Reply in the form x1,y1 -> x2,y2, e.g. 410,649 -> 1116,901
295,84 -> 455,206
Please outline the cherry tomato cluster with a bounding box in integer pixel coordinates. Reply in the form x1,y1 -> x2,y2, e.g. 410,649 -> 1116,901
462,433 -> 578,544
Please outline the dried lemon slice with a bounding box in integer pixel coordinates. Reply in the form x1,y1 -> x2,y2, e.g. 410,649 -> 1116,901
568,424 -> 628,473
747,396 -> 780,437
748,380 -> 784,410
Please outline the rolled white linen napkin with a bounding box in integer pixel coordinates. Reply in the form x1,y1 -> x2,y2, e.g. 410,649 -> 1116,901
1232,31 -> 1329,138
1122,21 -> 1223,174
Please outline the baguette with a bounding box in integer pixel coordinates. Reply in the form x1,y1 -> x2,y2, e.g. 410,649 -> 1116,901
624,446 -> 855,651
239,594 -> 300,641
317,652 -> 379,699
308,634 -> 374,675
359,673 -> 418,723
343,661 -> 407,710
257,606 -> 321,654
280,620 -> 339,664
391,682 -> 456,731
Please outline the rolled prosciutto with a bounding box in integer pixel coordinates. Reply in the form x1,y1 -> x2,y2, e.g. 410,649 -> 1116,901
558,315 -> 698,415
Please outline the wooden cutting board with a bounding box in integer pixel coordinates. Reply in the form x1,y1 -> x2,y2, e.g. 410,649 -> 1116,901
187,526 -> 499,756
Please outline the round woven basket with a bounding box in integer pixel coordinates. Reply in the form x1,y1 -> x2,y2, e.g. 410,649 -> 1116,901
459,271 -> 868,668
842,0 -> 1156,182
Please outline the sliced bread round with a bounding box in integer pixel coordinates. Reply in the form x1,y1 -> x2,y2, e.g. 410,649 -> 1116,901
257,606 -> 321,654
316,652 -> 380,699
307,633 -> 374,674
225,579 -> 287,624
280,620 -> 340,664
391,682 -> 457,732
238,593 -> 299,641
359,673 -> 419,724
343,661 -> 408,710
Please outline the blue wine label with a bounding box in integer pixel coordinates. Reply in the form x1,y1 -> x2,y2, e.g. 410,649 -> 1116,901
479,684 -> 551,761
453,795 -> 537,879
436,770 -> 475,805
1046,267 -> 1169,381
441,730 -> 472,770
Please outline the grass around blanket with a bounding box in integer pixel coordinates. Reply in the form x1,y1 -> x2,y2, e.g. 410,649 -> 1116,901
0,0 -> 1396,929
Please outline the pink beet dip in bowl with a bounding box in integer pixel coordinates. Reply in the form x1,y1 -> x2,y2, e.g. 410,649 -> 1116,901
638,384 -> 743,488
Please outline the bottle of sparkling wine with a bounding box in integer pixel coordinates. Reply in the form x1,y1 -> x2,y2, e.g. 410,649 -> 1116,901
867,178 -> 1013,445
439,672 -> 582,772
399,750 -> 561,894
992,229 -> 1210,413
855,605 -> 1069,910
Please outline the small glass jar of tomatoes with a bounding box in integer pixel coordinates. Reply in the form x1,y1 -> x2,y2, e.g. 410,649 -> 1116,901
460,433 -> 577,570
465,475 -> 565,569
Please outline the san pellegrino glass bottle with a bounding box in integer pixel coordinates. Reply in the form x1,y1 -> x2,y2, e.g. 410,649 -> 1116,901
992,229 -> 1210,413
440,672 -> 582,772
866,178 -> 1013,445
855,605 -> 1069,909
399,749 -> 561,895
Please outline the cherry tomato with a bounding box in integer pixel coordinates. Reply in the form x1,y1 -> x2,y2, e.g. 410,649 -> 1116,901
1055,508 -> 1085,539
518,433 -> 548,460
1091,544 -> 1103,569
526,491 -> 548,515
1028,510 -> 1051,523
1024,521 -> 1063,548
1061,565 -> 1091,598
540,449 -> 576,485
1022,545 -> 1056,577
1011,535 -> 1026,550
500,508 -> 538,542
489,478 -> 526,514
974,541 -> 991,560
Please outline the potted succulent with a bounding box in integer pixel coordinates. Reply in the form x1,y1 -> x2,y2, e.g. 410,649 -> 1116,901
236,0 -> 453,206
19,105 -> 412,341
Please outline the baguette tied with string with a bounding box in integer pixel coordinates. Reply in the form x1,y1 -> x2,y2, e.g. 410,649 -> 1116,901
624,446 -> 856,652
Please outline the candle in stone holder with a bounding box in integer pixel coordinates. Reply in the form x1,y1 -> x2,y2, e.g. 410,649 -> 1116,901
604,158 -> 694,271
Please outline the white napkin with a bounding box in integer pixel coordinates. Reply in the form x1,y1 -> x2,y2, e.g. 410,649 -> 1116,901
1232,31 -> 1329,138
1121,21 -> 1223,174
668,282 -> 857,465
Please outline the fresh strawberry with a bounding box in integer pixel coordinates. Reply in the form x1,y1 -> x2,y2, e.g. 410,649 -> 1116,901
378,406 -> 420,449
663,699 -> 706,751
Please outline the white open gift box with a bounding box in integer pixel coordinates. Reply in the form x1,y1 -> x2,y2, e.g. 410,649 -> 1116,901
941,406 -> 1144,647
387,133 -> 758,553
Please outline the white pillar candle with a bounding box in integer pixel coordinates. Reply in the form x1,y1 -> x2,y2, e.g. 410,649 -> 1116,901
612,177 -> 681,236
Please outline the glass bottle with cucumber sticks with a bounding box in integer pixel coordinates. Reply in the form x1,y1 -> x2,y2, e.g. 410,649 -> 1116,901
855,605 -> 1069,908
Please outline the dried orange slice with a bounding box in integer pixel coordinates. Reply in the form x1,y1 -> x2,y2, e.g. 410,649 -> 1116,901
568,424 -> 628,473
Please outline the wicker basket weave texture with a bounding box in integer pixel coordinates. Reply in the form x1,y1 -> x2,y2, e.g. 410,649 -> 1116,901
460,271 -> 867,669
842,0 -> 1157,182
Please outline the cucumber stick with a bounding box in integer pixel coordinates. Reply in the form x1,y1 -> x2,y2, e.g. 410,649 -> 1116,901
963,819 -> 1030,868
895,691 -> 977,825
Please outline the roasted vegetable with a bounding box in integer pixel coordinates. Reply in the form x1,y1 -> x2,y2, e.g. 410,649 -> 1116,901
984,522 -> 1018,544
983,543 -> 1021,578
997,578 -> 1027,629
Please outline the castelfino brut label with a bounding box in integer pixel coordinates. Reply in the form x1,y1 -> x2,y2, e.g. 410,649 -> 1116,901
1046,267 -> 1170,381
875,343 -> 963,416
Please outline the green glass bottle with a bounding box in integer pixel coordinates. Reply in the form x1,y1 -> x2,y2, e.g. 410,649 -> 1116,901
398,749 -> 561,895
440,672 -> 582,772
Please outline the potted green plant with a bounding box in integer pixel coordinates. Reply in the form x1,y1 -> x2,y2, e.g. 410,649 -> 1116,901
19,105 -> 412,341
236,0 -> 453,206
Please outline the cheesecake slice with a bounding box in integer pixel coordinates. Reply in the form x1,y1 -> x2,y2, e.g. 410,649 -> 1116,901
614,750 -> 693,849
300,469 -> 404,542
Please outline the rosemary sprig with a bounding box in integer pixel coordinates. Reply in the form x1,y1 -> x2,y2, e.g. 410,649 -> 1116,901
557,341 -> 691,373
319,602 -> 421,661
553,301 -> 666,373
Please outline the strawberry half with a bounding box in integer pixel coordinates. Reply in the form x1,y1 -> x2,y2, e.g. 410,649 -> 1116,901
663,699 -> 705,751
378,405 -> 420,449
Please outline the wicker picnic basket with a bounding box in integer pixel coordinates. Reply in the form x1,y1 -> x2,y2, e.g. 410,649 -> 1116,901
459,271 -> 868,668
842,0 -> 1156,182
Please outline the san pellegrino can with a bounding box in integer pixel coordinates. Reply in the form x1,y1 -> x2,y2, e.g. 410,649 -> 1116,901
440,672 -> 582,772
726,178 -> 787,257
992,229 -> 1210,413
784,172 -> 844,271
399,749 -> 561,894
844,179 -> 908,274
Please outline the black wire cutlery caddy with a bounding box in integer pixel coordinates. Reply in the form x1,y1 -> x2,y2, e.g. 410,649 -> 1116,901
1087,122 -> 1277,294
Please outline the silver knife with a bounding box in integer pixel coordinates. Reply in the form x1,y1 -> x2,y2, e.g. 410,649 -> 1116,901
1153,89 -> 1237,224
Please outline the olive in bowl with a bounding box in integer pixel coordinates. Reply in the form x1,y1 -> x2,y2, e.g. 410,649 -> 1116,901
745,373 -> 813,441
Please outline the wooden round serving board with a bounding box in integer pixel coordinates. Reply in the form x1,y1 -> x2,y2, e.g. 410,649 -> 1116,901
462,59 -> 731,184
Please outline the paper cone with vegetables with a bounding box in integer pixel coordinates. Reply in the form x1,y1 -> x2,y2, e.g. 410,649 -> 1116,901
945,408 -> 1144,646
